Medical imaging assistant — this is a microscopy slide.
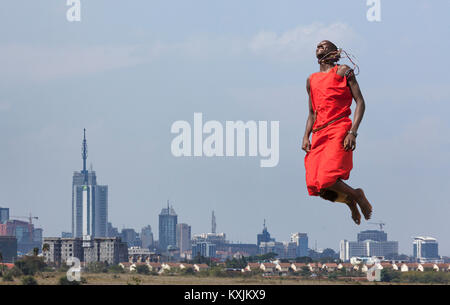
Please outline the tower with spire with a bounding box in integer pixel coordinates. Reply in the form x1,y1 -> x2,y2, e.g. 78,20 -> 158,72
72,129 -> 108,238
257,219 -> 275,246
211,211 -> 216,234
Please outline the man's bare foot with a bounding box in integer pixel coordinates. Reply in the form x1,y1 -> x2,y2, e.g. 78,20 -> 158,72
354,188 -> 372,220
345,200 -> 361,225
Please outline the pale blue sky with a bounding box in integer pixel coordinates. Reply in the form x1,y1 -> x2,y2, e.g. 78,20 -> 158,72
0,0 -> 449,255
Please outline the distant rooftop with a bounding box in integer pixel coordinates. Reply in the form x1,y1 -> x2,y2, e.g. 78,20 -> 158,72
413,236 -> 437,242
160,207 -> 177,216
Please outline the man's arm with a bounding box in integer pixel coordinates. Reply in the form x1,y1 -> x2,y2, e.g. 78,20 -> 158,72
339,65 -> 366,135
302,76 -> 315,152
336,65 -> 365,151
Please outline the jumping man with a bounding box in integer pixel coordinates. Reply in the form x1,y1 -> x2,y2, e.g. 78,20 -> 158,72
302,40 -> 373,225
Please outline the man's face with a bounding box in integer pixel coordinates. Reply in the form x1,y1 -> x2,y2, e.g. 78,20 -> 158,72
316,41 -> 333,60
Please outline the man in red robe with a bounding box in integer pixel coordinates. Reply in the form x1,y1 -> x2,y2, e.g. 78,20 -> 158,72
302,40 -> 372,225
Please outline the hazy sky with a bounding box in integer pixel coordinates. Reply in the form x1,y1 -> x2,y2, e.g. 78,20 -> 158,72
1,0 -> 449,255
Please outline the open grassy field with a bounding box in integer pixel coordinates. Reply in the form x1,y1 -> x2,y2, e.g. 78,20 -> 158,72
0,272 -> 433,285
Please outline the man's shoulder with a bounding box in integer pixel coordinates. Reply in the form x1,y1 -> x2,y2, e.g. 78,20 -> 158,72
337,64 -> 352,74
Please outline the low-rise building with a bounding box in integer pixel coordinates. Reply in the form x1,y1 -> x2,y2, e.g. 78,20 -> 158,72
194,263 -> 209,272
275,263 -> 291,274
148,262 -> 162,272
436,263 -> 449,272
321,263 -> 338,272
243,263 -> 261,272
418,263 -> 439,272
43,237 -> 128,265
260,262 -> 276,273
308,263 -> 322,272
161,262 -> 181,272
179,263 -> 193,270
290,263 -> 307,272
119,262 -> 133,272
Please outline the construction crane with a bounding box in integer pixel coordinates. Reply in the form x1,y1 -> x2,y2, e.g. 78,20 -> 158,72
368,221 -> 386,231
10,213 -> 39,241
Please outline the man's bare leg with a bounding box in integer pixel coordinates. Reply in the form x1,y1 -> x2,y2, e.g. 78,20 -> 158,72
320,189 -> 361,224
327,179 -> 372,220
342,194 -> 361,225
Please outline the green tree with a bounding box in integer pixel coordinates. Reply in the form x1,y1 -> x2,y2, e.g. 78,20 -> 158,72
85,261 -> 108,273
107,264 -> 125,274
42,243 -> 50,262
295,256 -> 313,263
327,272 -> 338,281
300,266 -> 312,277
135,264 -> 150,275
2,272 -> 13,282
42,243 -> 50,253
21,276 -> 38,285
380,269 -> 401,282
14,256 -> 46,276
58,275 -> 81,285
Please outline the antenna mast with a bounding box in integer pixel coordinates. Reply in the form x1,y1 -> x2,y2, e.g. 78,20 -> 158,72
81,128 -> 88,184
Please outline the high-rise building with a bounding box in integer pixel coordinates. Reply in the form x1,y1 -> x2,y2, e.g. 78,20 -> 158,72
192,242 -> 216,258
0,236 -> 17,263
121,228 -> 140,247
107,222 -> 119,237
192,233 -> 226,245
357,230 -> 387,242
413,237 -> 439,261
211,211 -> 216,234
283,242 -> 298,259
0,207 -> 9,224
141,225 -> 154,249
0,219 -> 42,254
257,219 -> 275,246
176,223 -> 191,253
158,201 -> 177,252
72,129 -> 108,238
259,241 -> 284,257
340,229 -> 399,261
290,233 -> 309,257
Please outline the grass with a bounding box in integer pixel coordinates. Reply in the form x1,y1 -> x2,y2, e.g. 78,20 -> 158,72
0,272 -> 437,285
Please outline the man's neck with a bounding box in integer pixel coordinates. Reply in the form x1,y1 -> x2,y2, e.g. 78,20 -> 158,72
319,63 -> 336,72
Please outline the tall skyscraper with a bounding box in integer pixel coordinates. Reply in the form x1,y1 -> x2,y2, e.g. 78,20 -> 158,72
257,219 -> 275,246
141,225 -> 154,249
211,211 -> 216,234
72,129 -> 108,238
0,207 -> 9,224
176,223 -> 191,253
290,233 -> 309,257
158,201 -> 177,252
413,236 -> 439,261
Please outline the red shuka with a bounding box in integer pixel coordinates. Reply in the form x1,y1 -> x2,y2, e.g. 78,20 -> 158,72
304,65 -> 353,196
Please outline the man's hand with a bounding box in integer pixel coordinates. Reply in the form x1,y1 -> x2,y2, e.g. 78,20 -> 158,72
343,133 -> 356,151
302,136 -> 311,153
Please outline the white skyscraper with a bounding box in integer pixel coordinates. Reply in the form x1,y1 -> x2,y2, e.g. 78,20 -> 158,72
72,129 -> 108,238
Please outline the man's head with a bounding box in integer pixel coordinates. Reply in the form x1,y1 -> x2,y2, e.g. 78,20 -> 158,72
316,40 -> 341,64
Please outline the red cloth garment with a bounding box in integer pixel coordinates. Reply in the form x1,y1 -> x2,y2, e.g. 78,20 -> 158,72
304,65 -> 353,196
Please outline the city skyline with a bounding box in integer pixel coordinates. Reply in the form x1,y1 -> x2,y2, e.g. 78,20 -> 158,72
1,200 -> 445,259
1,1 -> 449,256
